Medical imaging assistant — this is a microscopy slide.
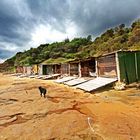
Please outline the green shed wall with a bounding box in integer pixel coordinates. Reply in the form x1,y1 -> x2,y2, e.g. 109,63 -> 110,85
136,51 -> 140,81
118,51 -> 140,84
42,65 -> 47,75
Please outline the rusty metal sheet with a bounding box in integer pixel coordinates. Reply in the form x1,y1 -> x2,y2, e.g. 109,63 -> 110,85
55,76 -> 77,83
75,77 -> 117,92
64,78 -> 88,86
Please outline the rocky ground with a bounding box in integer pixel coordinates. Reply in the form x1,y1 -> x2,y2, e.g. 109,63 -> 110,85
0,73 -> 140,140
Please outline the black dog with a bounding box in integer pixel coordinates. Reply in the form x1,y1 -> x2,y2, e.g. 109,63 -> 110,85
38,86 -> 47,98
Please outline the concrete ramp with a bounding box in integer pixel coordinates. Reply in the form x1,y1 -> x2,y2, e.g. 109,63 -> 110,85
55,76 -> 76,84
36,75 -> 47,79
64,78 -> 88,86
75,77 -> 117,92
42,75 -> 53,80
42,74 -> 61,80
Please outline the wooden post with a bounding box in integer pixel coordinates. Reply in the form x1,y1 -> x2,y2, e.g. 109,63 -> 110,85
78,62 -> 81,77
116,52 -> 120,82
95,58 -> 98,77
68,63 -> 70,76
39,64 -> 43,75
60,64 -> 63,75
135,52 -> 138,81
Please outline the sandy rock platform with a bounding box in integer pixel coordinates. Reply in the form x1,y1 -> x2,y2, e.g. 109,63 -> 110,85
0,73 -> 140,140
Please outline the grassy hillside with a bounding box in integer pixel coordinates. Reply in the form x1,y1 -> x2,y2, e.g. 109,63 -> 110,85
1,19 -> 140,72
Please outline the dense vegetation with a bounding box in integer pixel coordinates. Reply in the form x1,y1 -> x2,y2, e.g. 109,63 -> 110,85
1,19 -> 140,72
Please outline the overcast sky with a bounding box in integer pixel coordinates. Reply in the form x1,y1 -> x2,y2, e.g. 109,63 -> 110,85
0,0 -> 140,62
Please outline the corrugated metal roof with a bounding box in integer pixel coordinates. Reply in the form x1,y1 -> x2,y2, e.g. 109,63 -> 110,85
75,77 -> 117,92
64,78 -> 88,86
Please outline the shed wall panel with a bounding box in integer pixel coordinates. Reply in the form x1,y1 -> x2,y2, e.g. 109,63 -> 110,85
118,52 -> 137,84
70,63 -> 79,76
81,60 -> 95,77
43,65 -> 47,75
136,52 -> 140,81
61,64 -> 69,75
97,54 -> 117,77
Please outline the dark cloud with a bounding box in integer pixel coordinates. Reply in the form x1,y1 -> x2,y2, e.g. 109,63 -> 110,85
68,0 -> 140,35
0,48 -> 14,59
0,0 -> 140,61
27,0 -> 70,32
0,1 -> 33,46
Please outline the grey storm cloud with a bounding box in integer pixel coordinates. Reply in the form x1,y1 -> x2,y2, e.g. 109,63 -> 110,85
0,0 -> 140,61
0,48 -> 13,59
68,0 -> 140,35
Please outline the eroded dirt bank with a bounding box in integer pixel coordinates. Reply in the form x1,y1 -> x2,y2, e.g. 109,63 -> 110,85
0,73 -> 140,140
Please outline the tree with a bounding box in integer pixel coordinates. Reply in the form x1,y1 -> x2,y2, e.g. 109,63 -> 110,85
87,35 -> 92,42
64,38 -> 69,43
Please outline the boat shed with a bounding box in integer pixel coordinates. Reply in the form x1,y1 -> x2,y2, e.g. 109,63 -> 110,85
41,58 -> 73,75
32,64 -> 39,75
41,60 -> 60,75
97,50 -> 140,84
61,63 -> 70,75
69,57 -> 96,77
15,66 -> 24,73
69,60 -> 79,76
43,64 -> 61,75
23,66 -> 33,75
80,57 -> 96,77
